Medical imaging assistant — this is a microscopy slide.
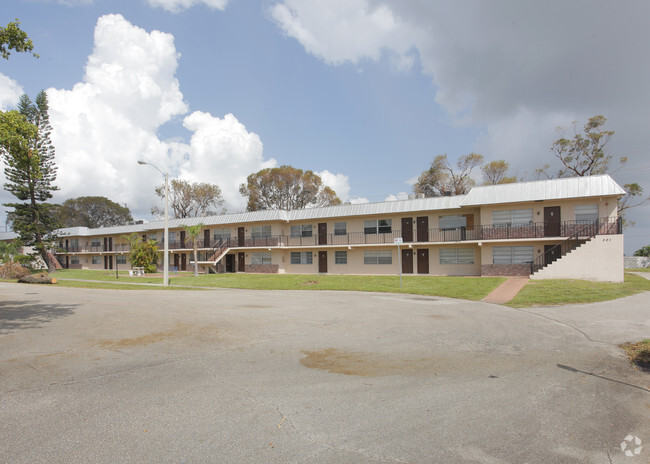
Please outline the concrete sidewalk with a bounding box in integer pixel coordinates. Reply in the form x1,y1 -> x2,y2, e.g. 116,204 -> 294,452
481,276 -> 529,304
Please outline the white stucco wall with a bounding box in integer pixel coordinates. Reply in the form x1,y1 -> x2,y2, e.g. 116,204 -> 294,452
531,235 -> 624,282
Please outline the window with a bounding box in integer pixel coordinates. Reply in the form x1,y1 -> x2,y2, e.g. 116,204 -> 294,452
290,225 -> 313,238
335,251 -> 347,264
213,229 -> 231,240
116,255 -> 127,265
575,204 -> 598,223
493,246 -> 534,264
334,222 -> 347,236
92,256 -> 101,265
440,248 -> 474,264
251,252 -> 271,265
364,219 -> 392,234
251,225 -> 272,238
70,257 -> 80,265
492,209 -> 533,226
148,234 -> 157,242
291,252 -> 312,264
439,215 -> 466,230
364,250 -> 392,264
91,239 -> 101,248
168,231 -> 176,242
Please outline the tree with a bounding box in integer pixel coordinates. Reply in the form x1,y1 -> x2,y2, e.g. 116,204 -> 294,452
124,233 -> 159,273
0,19 -> 38,60
413,153 -> 484,197
633,245 -> 650,258
481,160 -> 517,185
54,196 -> 133,228
550,115 -> 625,178
181,223 -> 204,277
540,115 -> 649,221
152,179 -> 225,219
239,165 -> 341,211
1,91 -> 59,269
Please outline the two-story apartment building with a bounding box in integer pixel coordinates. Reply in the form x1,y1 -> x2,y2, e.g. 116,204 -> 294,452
52,174 -> 625,282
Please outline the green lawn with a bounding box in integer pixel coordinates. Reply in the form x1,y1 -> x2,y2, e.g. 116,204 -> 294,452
507,273 -> 650,307
47,269 -> 505,301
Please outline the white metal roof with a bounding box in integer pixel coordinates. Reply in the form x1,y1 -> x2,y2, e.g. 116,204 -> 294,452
2,174 -> 624,240
461,174 -> 625,206
288,195 -> 465,221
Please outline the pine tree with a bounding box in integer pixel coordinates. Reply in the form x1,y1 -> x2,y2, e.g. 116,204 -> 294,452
1,90 -> 59,269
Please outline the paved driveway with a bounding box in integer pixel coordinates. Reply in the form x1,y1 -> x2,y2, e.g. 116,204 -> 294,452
1,284 -> 648,463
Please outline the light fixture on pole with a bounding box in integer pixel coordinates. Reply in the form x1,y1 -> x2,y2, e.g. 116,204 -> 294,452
138,160 -> 169,286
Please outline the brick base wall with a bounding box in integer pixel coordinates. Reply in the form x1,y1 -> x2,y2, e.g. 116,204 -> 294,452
481,264 -> 531,277
245,264 -> 279,274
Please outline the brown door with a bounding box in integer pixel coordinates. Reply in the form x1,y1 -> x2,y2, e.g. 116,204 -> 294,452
544,206 -> 561,236
402,249 -> 413,274
318,251 -> 327,273
318,223 -> 327,245
108,255 -> 113,270
417,249 -> 429,274
174,254 -> 179,269
226,254 -> 235,272
417,217 -> 429,242
204,229 -> 210,248
103,238 -> 108,252
108,237 -> 113,252
65,240 -> 69,251
238,252 -> 245,272
104,256 -> 108,269
544,244 -> 559,266
65,256 -> 70,269
180,231 -> 186,248
238,227 -> 245,247
181,254 -> 187,271
402,218 -> 413,242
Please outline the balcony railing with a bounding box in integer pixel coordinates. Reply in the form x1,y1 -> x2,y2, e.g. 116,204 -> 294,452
55,217 -> 621,254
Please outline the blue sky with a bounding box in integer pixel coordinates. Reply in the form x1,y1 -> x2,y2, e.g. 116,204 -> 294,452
1,0 -> 649,254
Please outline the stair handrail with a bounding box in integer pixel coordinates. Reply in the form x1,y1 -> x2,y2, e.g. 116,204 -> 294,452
530,217 -> 611,274
206,237 -> 229,262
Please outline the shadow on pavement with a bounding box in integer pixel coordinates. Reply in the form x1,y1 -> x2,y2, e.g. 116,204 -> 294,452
557,364 -> 649,392
0,300 -> 77,334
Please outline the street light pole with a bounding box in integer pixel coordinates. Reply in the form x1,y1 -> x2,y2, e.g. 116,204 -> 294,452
138,160 -> 169,286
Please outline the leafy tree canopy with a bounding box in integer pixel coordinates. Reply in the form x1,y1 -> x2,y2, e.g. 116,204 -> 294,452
537,115 -> 648,222
54,196 -> 133,229
481,160 -> 517,185
124,233 -> 158,273
633,245 -> 650,258
414,153 -> 484,197
0,19 -> 38,59
239,165 -> 341,211
152,179 -> 225,219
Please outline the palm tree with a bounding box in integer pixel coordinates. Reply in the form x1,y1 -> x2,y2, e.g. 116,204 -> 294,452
181,223 -> 204,277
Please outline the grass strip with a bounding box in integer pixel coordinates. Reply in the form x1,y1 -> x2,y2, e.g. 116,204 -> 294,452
48,269 -> 505,300
507,273 -> 650,307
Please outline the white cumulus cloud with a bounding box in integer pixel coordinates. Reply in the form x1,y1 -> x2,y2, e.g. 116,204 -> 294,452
270,0 -> 418,69
0,73 -> 23,111
146,0 -> 228,13
25,14 -> 276,216
316,169 -> 351,202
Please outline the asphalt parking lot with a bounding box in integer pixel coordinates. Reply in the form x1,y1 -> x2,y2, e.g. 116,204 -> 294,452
1,283 -> 648,463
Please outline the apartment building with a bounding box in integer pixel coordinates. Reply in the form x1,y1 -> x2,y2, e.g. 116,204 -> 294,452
53,174 -> 625,282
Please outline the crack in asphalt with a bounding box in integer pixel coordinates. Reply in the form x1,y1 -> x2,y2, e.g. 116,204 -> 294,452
202,362 -> 410,463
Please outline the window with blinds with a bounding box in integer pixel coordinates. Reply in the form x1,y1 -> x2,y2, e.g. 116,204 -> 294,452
290,225 -> 313,238
290,252 -> 312,264
574,204 -> 598,223
492,209 -> 533,226
251,252 -> 271,265
493,246 -> 534,264
364,250 -> 392,264
440,248 -> 474,264
439,215 -> 466,230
